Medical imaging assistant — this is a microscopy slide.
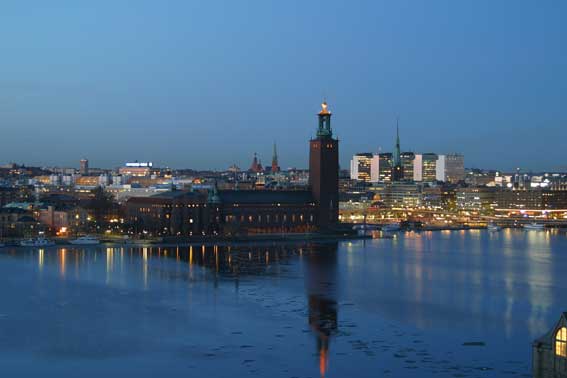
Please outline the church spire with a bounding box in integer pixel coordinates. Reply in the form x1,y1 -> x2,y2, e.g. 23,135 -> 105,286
271,141 -> 280,173
393,117 -> 401,166
392,117 -> 404,181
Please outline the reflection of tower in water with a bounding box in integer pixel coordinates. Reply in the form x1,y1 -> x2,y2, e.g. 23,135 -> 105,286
304,242 -> 338,378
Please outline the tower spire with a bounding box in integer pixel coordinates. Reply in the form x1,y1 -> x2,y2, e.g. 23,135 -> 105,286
271,141 -> 279,173
392,116 -> 404,181
396,116 -> 400,148
316,101 -> 332,138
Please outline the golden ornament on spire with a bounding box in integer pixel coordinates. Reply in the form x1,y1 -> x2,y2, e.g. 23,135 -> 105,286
319,101 -> 330,115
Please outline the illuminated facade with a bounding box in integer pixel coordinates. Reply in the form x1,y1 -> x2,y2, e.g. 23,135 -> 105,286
378,153 -> 392,182
401,152 -> 415,181
456,187 -> 497,212
370,182 -> 422,209
422,153 -> 438,182
350,153 -> 373,182
533,312 -> 567,378
445,154 -> 465,183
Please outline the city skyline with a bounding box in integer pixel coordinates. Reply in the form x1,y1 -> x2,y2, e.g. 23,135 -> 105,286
1,1 -> 566,171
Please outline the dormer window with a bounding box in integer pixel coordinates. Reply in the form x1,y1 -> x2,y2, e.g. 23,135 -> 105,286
556,327 -> 567,357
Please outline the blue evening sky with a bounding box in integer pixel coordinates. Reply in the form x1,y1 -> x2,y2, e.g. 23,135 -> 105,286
1,1 -> 565,171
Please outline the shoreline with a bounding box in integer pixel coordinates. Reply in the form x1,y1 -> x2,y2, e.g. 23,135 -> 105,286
3,226 -> 566,248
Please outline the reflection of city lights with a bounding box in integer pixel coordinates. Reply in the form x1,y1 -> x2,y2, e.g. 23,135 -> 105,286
38,249 -> 44,271
59,248 -> 66,278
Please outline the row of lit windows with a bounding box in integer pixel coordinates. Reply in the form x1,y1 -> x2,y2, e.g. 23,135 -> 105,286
225,213 -> 313,224
146,203 -> 206,208
312,143 -> 335,149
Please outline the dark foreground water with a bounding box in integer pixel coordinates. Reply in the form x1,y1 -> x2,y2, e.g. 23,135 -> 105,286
1,229 -> 566,377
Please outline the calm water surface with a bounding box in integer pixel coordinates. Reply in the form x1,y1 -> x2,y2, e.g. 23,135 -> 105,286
1,229 -> 566,377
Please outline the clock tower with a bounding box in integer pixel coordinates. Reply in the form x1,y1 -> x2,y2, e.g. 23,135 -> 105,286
309,102 -> 339,230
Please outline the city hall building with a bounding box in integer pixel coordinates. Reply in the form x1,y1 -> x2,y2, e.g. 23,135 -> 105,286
125,102 -> 339,236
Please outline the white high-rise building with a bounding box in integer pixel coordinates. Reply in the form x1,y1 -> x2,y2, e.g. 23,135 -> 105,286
370,154 -> 380,182
436,155 -> 446,182
350,153 -> 375,182
413,154 -> 423,181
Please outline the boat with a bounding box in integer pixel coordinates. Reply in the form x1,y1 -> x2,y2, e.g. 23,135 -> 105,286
523,223 -> 545,231
20,237 -> 56,247
487,223 -> 501,232
69,235 -> 100,245
381,223 -> 401,232
352,224 -> 381,231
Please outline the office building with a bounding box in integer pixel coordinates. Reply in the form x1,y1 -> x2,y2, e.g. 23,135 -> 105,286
370,182 -> 422,209
445,154 -> 465,183
456,187 -> 498,212
401,152 -> 415,181
378,153 -> 392,183
350,153 -> 373,182
79,159 -> 89,176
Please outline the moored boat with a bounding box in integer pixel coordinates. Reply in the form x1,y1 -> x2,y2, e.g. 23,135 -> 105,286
69,235 -> 100,245
20,237 -> 56,247
382,223 -> 401,232
487,223 -> 501,232
523,223 -> 545,231
352,224 -> 381,231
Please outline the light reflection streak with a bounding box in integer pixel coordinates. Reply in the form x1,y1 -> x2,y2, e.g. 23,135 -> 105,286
59,248 -> 66,278
106,248 -> 114,284
142,247 -> 148,289
38,249 -> 44,272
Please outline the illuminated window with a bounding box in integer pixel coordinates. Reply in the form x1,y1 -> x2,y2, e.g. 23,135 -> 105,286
557,327 -> 567,357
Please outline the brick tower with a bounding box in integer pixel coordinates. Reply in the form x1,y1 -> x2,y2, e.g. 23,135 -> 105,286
309,102 -> 339,230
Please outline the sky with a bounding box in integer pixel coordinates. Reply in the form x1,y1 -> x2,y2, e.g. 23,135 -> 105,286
1,1 -> 566,172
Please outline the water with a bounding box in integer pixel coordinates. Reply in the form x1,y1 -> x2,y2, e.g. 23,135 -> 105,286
1,229 -> 566,377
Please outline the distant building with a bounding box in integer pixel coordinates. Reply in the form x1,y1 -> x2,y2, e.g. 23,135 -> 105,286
74,176 -> 99,188
436,155 -> 446,182
80,159 -> 89,176
533,312 -> 567,378
456,187 -> 497,212
370,182 -> 422,209
413,153 -> 439,182
400,152 -> 415,181
444,154 -> 465,183
118,162 -> 153,177
218,190 -> 317,234
495,189 -> 567,211
125,101 -> 339,235
124,191 -> 212,236
350,153 -> 373,182
249,153 -> 263,173
271,142 -> 280,173
378,153 -> 392,183
0,186 -> 34,207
